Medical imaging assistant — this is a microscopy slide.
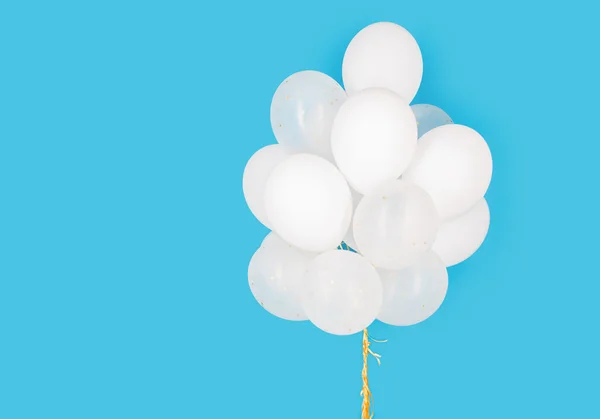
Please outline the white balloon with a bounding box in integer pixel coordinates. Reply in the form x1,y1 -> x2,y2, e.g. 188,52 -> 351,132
378,251 -> 448,326
353,180 -> 439,270
301,250 -> 383,335
342,188 -> 362,250
264,153 -> 352,253
403,124 -> 493,220
270,70 -> 346,159
342,22 -> 423,102
242,145 -> 289,228
411,104 -> 453,138
433,198 -> 490,267
331,88 -> 417,194
248,233 -> 313,321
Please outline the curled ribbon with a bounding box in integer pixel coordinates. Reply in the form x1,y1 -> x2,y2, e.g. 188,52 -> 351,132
361,329 -> 386,419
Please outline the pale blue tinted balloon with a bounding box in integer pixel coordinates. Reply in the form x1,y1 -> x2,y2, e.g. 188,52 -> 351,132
270,71 -> 346,159
411,104 -> 453,138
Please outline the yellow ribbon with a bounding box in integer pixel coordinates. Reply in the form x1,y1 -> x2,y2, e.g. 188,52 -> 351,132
361,328 -> 386,419
337,244 -> 386,418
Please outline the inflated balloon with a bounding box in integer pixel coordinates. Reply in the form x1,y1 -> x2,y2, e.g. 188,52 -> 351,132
433,198 -> 490,267
403,124 -> 492,219
411,104 -> 453,138
242,145 -> 289,228
248,233 -> 313,321
342,22 -> 423,102
301,250 -> 382,335
331,88 -> 417,194
353,180 -> 439,270
270,71 -> 346,159
264,153 -> 352,253
378,251 -> 448,326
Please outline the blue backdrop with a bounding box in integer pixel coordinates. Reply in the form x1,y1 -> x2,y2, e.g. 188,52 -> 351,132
1,1 -> 599,418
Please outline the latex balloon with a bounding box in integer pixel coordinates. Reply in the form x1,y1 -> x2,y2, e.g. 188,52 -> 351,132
342,22 -> 423,103
264,153 -> 352,253
331,88 -> 417,194
248,233 -> 313,321
242,144 -> 289,228
270,70 -> 347,159
403,124 -> 492,220
378,251 -> 448,326
411,104 -> 453,138
433,198 -> 490,267
342,188 -> 362,250
353,180 -> 439,270
301,250 -> 382,335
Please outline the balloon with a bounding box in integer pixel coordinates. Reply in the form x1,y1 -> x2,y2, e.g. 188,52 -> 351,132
264,153 -> 352,253
331,88 -> 417,194
353,180 -> 439,270
342,22 -> 423,103
301,250 -> 382,335
270,70 -> 347,159
377,251 -> 448,326
433,198 -> 490,267
403,124 -> 492,220
342,188 -> 362,250
248,233 -> 313,321
242,144 -> 289,228
411,104 -> 453,138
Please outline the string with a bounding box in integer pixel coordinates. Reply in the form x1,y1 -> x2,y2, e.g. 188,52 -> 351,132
337,243 -> 386,418
361,328 -> 386,419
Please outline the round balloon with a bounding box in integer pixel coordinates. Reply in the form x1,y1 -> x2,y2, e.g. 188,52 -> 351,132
433,198 -> 490,267
411,104 -> 453,138
331,88 -> 417,194
353,180 -> 439,270
342,22 -> 423,103
264,153 -> 352,252
270,70 -> 346,159
301,250 -> 382,335
248,233 -> 313,321
242,144 -> 289,228
403,124 -> 492,220
378,251 -> 448,326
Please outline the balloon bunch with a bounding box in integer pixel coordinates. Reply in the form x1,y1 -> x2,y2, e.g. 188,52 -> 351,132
243,22 -> 492,336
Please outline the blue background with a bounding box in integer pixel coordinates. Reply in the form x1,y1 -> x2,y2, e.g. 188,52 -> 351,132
1,0 -> 599,417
